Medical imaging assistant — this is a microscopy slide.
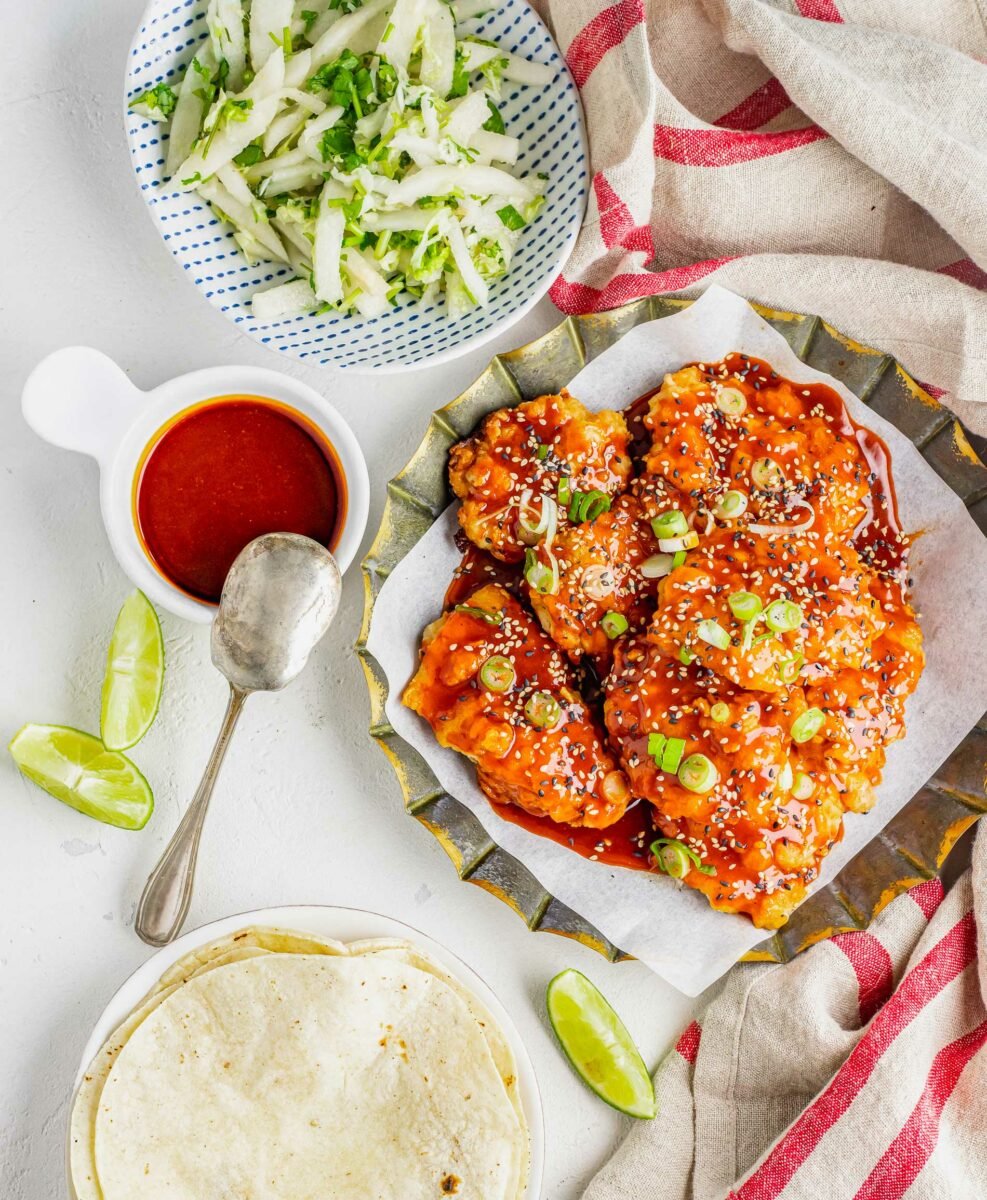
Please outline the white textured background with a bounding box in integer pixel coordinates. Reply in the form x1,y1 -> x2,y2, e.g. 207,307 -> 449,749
0,3 -> 698,1196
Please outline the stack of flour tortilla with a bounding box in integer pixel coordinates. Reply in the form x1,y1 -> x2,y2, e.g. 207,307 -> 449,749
70,926 -> 529,1198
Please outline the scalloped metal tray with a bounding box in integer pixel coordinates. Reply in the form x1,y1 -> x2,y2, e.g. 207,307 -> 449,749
358,297 -> 987,965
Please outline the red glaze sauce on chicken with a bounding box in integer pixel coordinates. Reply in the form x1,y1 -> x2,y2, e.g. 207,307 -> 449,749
409,361 -> 923,929
404,585 -> 630,829
448,390 -> 631,563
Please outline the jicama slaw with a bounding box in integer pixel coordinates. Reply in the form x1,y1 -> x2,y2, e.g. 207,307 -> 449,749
129,0 -> 554,323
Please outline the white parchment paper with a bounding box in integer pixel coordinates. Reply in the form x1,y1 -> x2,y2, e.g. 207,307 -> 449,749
368,286 -> 987,995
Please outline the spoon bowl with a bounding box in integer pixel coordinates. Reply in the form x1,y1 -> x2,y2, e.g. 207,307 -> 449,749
135,534 -> 341,947
212,533 -> 342,693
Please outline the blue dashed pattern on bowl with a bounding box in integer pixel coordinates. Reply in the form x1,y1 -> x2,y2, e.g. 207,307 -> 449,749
125,0 -> 589,371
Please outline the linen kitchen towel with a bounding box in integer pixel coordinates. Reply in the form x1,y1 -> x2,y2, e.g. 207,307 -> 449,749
532,0 -> 987,433
583,827 -> 987,1198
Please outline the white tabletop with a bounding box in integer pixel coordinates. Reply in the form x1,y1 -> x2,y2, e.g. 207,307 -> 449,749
0,3 -> 698,1195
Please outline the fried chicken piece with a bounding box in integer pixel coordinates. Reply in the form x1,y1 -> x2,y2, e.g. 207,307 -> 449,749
448,391 -> 632,563
647,527 -> 888,693
403,585 -> 630,828
604,639 -> 845,929
642,359 -> 873,537
801,575 -> 924,814
525,494 -> 661,674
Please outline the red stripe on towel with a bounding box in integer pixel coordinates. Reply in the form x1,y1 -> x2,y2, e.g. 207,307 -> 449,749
549,256 -> 736,313
593,174 -> 655,257
735,911 -> 977,1200
714,78 -> 793,130
675,1020 -> 702,1064
795,0 -> 843,20
653,123 -> 828,166
910,878 -> 946,919
832,932 -> 895,1024
566,0 -> 645,89
938,259 -> 987,291
852,1021 -> 987,1199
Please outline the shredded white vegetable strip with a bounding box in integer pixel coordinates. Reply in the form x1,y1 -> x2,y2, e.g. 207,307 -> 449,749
133,0 -> 552,322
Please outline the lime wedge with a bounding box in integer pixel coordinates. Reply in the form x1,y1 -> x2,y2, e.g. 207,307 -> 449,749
546,968 -> 656,1119
100,591 -> 164,751
9,724 -> 153,830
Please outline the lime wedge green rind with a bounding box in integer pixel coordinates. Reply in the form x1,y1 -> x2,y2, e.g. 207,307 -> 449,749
9,724 -> 153,831
546,968 -> 657,1120
100,590 -> 165,752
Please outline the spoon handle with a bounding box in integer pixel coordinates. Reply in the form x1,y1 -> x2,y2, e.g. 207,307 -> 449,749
135,686 -> 249,947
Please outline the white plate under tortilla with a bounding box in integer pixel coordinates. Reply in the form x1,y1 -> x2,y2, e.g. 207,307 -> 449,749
70,905 -> 544,1198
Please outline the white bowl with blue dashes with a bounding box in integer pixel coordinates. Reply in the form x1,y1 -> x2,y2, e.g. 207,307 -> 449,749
125,1 -> 588,372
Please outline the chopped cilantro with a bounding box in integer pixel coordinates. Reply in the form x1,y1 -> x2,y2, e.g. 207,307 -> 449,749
449,49 -> 470,97
483,100 -> 505,134
129,82 -> 178,119
497,204 -> 526,231
201,97 -> 253,154
233,143 -> 264,166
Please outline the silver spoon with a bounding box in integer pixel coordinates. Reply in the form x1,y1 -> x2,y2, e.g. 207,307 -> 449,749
135,533 -> 342,947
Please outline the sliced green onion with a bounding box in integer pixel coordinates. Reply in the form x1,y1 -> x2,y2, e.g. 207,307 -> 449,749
658,531 -> 700,553
650,838 -> 716,878
651,510 -> 688,539
713,490 -> 749,520
525,691 -> 561,730
678,645 -> 695,666
535,443 -> 549,460
791,707 -> 825,743
792,771 -> 815,800
751,457 -> 785,492
454,604 -> 502,626
557,475 -> 572,506
776,652 -> 804,685
742,619 -> 757,652
601,612 -> 629,639
640,553 -> 675,580
524,549 -> 559,596
778,761 -> 794,792
660,737 -> 686,774
728,591 -> 763,622
764,599 -> 804,633
652,839 -> 690,879
678,753 -> 719,794
715,386 -> 747,416
479,655 -> 515,693
568,488 -> 611,524
697,619 -> 731,650
672,550 -> 687,568
710,702 -> 730,724
582,490 -> 611,522
647,732 -> 666,760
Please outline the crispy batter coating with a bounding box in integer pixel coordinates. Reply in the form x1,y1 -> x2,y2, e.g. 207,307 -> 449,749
418,355 -> 924,932
448,390 -> 631,563
643,360 -> 875,539
801,575 -> 924,814
403,585 -> 630,828
526,494 -> 661,673
604,639 -> 845,929
647,527 -> 888,692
